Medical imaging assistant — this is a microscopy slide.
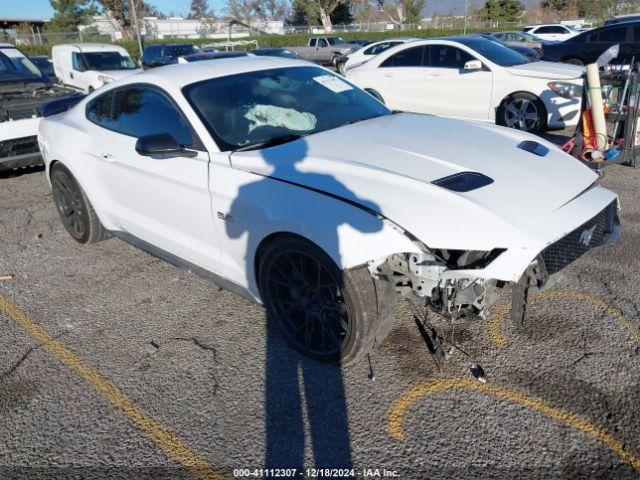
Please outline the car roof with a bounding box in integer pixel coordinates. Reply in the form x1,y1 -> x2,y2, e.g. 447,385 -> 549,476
121,56 -> 314,88
54,43 -> 129,53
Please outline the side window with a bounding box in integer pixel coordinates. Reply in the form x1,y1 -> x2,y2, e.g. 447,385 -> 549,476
380,46 -> 424,67
428,45 -> 473,69
72,52 -> 85,70
634,26 -> 640,42
599,27 -> 628,42
110,87 -> 198,148
309,39 -> 316,47
86,91 -> 115,128
319,39 -> 328,48
537,26 -> 564,34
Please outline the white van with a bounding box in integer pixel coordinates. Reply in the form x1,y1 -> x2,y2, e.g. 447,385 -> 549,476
52,44 -> 140,93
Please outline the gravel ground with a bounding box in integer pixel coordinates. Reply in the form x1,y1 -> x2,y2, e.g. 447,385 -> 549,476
0,132 -> 639,480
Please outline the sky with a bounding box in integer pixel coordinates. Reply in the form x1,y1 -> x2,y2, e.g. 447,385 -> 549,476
3,0 -> 227,21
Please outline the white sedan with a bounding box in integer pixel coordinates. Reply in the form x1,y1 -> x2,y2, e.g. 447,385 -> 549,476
342,37 -> 417,73
523,24 -> 581,42
38,57 -> 620,364
346,36 -> 584,133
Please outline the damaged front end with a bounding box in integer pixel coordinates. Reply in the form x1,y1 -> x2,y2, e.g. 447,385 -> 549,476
369,249 -> 548,323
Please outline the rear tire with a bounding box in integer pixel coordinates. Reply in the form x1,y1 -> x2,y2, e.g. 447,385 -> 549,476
258,236 -> 395,365
50,163 -> 110,244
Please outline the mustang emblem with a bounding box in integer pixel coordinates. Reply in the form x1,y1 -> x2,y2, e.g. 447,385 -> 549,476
579,225 -> 597,247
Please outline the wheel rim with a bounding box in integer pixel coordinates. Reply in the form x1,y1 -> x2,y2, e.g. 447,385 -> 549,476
504,98 -> 539,131
264,249 -> 351,359
52,171 -> 86,239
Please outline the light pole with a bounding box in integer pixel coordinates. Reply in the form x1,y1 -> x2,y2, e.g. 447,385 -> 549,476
130,0 -> 144,59
463,0 -> 469,35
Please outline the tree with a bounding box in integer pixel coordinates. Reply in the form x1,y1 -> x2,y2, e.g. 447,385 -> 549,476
309,0 -> 343,31
482,0 -> 501,23
498,0 -> 523,22
331,1 -> 354,24
188,0 -> 211,18
48,0 -> 96,32
372,0 -> 426,26
98,0 -> 160,39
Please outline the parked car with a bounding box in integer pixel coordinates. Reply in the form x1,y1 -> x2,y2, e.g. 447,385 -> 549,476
52,44 -> 140,93
605,14 -> 640,26
490,31 -> 544,53
346,36 -> 583,133
1,44 -> 73,171
338,37 -> 417,74
38,56 -> 620,364
251,48 -> 299,59
29,55 -> 56,79
286,36 -> 363,65
542,21 -> 640,65
522,24 -> 580,42
141,43 -> 198,68
477,34 -> 542,60
177,51 -> 252,63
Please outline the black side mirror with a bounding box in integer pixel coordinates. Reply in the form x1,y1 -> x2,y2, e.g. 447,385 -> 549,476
135,133 -> 197,158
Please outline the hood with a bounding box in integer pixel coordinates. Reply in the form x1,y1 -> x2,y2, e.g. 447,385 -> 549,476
507,61 -> 583,80
230,113 -> 597,250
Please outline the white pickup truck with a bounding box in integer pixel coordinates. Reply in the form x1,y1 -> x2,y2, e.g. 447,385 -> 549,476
286,36 -> 363,65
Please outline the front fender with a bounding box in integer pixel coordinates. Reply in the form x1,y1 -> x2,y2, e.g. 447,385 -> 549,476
211,162 -> 420,300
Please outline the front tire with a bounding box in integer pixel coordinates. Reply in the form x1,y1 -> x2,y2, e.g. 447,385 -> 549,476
50,163 -> 110,244
258,236 -> 395,365
497,92 -> 546,133
564,57 -> 584,66
365,88 -> 385,104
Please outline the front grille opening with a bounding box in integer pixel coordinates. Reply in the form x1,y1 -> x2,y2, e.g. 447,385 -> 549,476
541,201 -> 616,275
0,136 -> 39,159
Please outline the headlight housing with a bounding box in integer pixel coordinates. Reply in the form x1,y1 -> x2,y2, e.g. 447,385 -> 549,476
548,81 -> 582,98
97,75 -> 116,85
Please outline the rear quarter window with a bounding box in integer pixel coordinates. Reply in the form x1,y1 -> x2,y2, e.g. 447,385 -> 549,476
86,91 -> 115,129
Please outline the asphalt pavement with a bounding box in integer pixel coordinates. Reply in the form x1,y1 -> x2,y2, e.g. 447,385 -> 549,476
0,131 -> 639,479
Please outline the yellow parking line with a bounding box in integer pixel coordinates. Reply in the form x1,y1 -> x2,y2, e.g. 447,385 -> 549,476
388,378 -> 640,471
0,296 -> 225,480
489,290 -> 640,346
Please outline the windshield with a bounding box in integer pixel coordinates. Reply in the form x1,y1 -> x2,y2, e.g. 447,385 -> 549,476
326,37 -> 344,45
166,45 -> 197,57
184,66 -> 390,151
457,38 -> 529,67
0,48 -> 42,79
83,52 -> 137,71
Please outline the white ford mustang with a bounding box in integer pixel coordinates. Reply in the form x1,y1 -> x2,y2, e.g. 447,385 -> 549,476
346,36 -> 584,133
38,57 -> 620,364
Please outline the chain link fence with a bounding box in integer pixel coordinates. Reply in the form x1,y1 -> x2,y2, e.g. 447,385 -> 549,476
6,18 -> 525,47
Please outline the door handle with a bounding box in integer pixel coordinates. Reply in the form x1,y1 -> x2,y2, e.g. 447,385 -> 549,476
382,72 -> 394,77
100,152 -> 115,162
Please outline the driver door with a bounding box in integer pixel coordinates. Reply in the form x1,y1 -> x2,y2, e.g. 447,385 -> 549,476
70,51 -> 92,91
88,85 -> 220,271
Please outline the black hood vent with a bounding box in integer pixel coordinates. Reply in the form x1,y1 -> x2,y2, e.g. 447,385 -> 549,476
432,172 -> 494,192
518,140 -> 549,157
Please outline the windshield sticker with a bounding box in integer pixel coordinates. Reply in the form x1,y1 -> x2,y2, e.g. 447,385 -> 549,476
245,104 -> 317,132
313,75 -> 353,93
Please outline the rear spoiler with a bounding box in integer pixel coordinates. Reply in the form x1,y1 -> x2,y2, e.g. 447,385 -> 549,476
37,93 -> 85,118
